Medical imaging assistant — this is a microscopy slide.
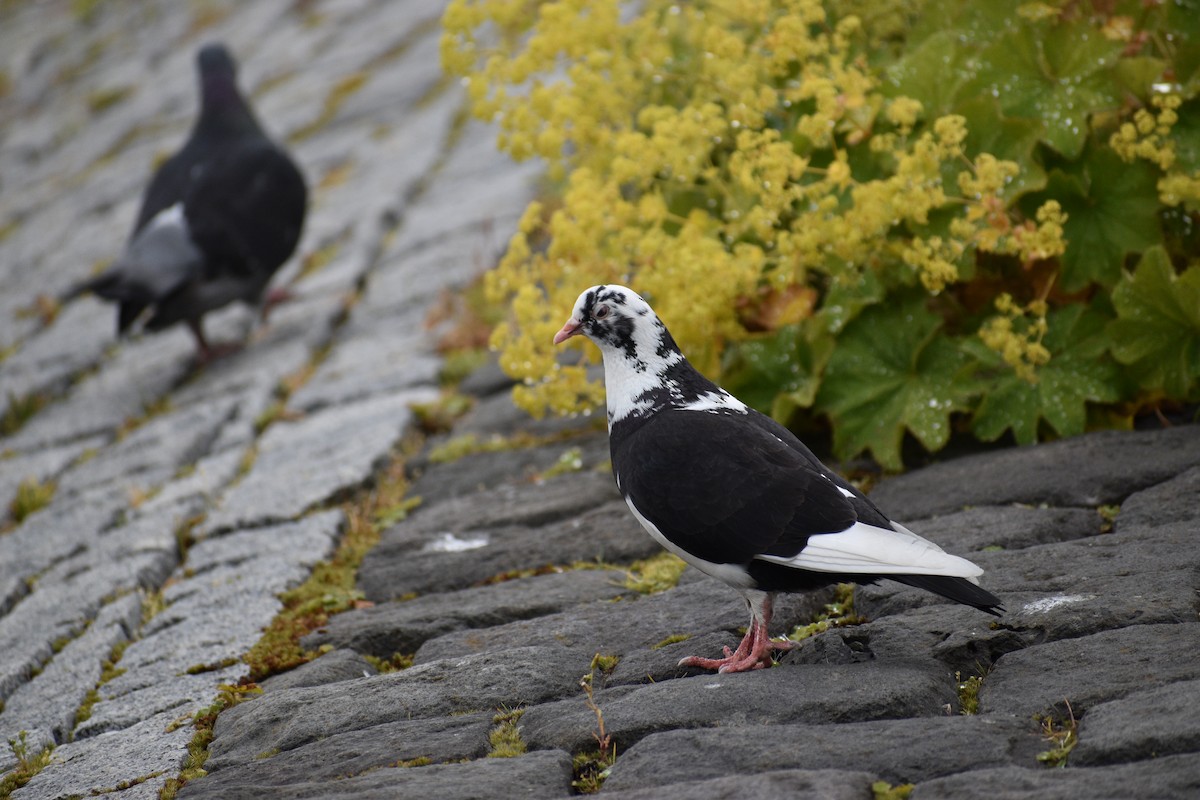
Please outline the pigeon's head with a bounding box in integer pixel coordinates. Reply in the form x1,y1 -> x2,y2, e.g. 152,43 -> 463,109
553,285 -> 658,352
197,43 -> 238,81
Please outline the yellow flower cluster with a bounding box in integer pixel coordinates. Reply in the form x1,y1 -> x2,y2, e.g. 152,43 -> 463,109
442,0 -> 1048,415
984,293 -> 1051,383
979,293 -> 1050,383
1109,93 -> 1200,210
1109,94 -> 1180,171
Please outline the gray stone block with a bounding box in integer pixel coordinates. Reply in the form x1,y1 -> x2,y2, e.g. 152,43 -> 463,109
259,649 -> 377,692
206,646 -> 588,761
600,769 -> 879,800
909,754 -> 1200,800
305,570 -> 637,657
178,748 -> 575,800
979,623 -> 1200,719
11,708 -> 193,800
204,391 -> 432,533
521,659 -> 958,754
414,578 -> 824,665
205,710 -> 493,776
869,425 -> 1200,520
1072,678 -> 1200,766
603,715 -> 1039,792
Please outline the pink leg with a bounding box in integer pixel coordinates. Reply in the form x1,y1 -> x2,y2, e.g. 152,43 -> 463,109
678,593 -> 797,673
188,319 -> 243,365
261,286 -> 296,323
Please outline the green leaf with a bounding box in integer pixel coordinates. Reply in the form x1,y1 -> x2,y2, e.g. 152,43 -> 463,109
966,19 -> 1125,158
884,30 -> 974,116
1109,247 -> 1200,399
1166,0 -> 1200,94
968,305 -> 1122,445
721,323 -> 834,417
956,95 -> 1048,198
816,294 -> 971,470
1030,146 -> 1162,291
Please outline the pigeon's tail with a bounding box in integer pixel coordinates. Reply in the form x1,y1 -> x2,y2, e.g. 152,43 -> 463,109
890,574 -> 1004,616
61,270 -> 155,334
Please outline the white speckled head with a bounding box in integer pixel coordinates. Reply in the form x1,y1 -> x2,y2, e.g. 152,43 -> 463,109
554,285 -> 745,426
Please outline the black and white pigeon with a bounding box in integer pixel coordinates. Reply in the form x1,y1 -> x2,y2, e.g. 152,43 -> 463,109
65,42 -> 307,362
554,284 -> 1003,673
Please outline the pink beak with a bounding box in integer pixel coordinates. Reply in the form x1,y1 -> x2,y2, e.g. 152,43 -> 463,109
553,318 -> 582,345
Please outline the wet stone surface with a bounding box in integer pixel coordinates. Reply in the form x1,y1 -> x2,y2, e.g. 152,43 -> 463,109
2,2 -> 1200,799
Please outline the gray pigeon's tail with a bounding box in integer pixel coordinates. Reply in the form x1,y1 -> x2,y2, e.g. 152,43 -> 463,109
62,207 -> 203,334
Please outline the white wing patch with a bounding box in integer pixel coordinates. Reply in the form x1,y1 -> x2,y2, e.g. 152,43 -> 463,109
757,520 -> 984,579
679,390 -> 748,414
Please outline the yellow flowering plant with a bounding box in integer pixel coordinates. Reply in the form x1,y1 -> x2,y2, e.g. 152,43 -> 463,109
443,0 -> 1200,470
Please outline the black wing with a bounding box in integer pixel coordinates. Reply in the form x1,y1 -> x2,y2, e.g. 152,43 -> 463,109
612,410 -> 857,565
183,138 -> 307,287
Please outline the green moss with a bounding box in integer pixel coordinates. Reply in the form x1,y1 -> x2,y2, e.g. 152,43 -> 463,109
1,392 -> 48,436
1098,504 -> 1120,533
184,657 -> 240,675
1036,702 -> 1079,768
159,683 -> 262,799
439,348 -> 490,386
487,708 -> 527,758
784,583 -> 866,643
395,755 -> 433,767
539,446 -> 584,480
363,652 -> 414,673
86,85 -> 134,113
0,731 -> 54,795
8,477 -> 56,525
254,748 -> 280,761
571,748 -> 616,794
652,634 -> 691,650
253,399 -> 289,435
289,72 -> 370,143
243,458 -> 411,681
411,393 -> 475,435
956,671 -> 983,715
872,780 -> 914,800
623,552 -> 688,595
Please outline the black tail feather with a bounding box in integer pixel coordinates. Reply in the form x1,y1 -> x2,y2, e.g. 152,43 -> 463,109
889,574 -> 1004,616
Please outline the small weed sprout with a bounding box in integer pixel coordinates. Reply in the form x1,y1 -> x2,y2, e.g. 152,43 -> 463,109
572,654 -> 618,793
1036,699 -> 1078,768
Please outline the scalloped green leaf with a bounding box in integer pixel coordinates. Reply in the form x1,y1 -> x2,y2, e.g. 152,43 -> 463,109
883,30 -> 974,116
1031,146 -> 1162,291
816,294 -> 972,470
722,323 -> 834,417
1109,247 -> 1200,399
967,19 -> 1124,158
1166,0 -> 1200,94
968,305 -> 1122,445
956,95 -> 1048,198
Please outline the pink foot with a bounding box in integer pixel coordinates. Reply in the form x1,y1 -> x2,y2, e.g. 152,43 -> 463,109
677,593 -> 796,673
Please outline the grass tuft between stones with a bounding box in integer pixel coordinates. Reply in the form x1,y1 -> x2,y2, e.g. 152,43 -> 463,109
784,583 -> 865,643
242,455 -> 413,682
622,552 -> 687,595
158,684 -> 262,800
0,731 -> 54,796
1035,700 -> 1079,768
487,708 -> 527,758
872,780 -> 915,799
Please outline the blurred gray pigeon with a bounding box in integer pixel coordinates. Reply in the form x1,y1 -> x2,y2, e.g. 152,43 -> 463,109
66,43 -> 307,361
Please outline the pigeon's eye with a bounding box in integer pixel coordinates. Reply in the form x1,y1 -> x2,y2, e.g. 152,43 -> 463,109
594,304 -> 611,320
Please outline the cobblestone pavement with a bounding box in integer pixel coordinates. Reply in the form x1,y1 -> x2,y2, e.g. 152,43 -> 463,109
3,3 -> 1200,800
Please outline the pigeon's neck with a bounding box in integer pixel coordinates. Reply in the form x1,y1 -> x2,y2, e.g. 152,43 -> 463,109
198,77 -> 263,139
599,320 -> 747,429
